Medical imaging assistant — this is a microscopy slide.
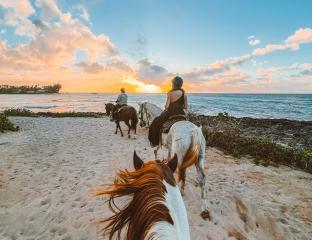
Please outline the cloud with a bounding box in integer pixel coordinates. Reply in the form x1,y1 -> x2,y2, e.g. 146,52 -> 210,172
0,29 -> 6,34
184,28 -> 312,85
252,28 -> 312,56
256,63 -> 312,82
183,54 -> 251,82
0,0 -> 121,92
248,36 -> 261,46
76,61 -> 104,74
74,4 -> 91,23
76,58 -> 132,74
137,35 -> 147,45
34,0 -> 62,21
136,59 -> 169,84
0,0 -> 37,37
287,28 -> 312,45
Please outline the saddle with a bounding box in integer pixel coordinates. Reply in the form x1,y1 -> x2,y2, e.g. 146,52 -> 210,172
161,114 -> 187,134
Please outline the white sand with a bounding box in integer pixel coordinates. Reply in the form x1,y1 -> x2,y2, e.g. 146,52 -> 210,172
0,117 -> 311,240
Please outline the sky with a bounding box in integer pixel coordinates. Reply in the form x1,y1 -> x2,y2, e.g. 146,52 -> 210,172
0,0 -> 312,93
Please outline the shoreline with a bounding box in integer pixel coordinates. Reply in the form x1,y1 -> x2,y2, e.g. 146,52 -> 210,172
1,109 -> 312,175
0,117 -> 311,239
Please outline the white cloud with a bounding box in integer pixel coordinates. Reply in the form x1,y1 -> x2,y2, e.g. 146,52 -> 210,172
74,4 -> 91,23
248,35 -> 261,46
35,0 -> 62,21
252,28 -> 312,56
0,0 -> 37,37
0,29 -> 7,34
287,28 -> 312,45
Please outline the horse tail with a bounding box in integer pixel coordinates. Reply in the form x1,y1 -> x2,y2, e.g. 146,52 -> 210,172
178,128 -> 201,182
131,108 -> 138,130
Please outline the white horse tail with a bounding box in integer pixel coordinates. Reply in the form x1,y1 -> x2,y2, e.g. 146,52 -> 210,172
178,128 -> 201,182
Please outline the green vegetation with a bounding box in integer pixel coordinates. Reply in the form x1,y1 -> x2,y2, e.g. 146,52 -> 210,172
3,108 -> 311,173
0,113 -> 19,132
188,112 -> 312,174
0,84 -> 61,94
3,108 -> 105,118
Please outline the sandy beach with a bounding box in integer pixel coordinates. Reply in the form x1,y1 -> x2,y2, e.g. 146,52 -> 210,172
0,117 -> 311,240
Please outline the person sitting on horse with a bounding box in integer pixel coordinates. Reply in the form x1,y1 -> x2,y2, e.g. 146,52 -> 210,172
148,76 -> 188,147
115,87 -> 128,111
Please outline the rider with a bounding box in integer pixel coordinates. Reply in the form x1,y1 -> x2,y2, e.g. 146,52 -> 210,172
148,76 -> 188,147
115,87 -> 128,111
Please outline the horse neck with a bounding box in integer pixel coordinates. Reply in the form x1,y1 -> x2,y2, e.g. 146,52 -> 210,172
103,165 -> 184,240
146,103 -> 162,119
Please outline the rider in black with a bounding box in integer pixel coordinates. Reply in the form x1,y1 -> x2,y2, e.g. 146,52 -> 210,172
148,76 -> 187,147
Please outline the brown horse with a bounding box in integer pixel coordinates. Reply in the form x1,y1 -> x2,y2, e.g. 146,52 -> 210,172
105,103 -> 115,116
111,106 -> 138,138
96,151 -> 190,240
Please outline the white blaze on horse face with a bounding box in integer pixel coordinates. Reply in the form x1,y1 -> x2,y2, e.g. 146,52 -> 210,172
145,181 -> 190,240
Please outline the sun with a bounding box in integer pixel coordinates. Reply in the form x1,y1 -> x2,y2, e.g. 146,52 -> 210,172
139,84 -> 161,93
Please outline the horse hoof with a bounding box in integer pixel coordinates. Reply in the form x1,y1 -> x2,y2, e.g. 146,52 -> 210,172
180,190 -> 185,197
200,210 -> 211,221
128,135 -> 131,139
114,132 -> 117,134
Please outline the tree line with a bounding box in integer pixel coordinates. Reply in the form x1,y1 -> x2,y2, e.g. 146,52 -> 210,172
0,84 -> 61,94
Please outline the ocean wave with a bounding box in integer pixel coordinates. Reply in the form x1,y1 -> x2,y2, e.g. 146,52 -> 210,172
24,105 -> 57,110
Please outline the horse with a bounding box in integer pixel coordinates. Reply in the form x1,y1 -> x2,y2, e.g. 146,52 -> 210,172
96,151 -> 190,240
138,102 -> 162,128
105,103 -> 115,116
111,105 -> 138,138
138,102 -> 210,219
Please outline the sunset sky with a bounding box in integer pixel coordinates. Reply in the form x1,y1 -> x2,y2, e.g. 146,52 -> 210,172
0,0 -> 312,93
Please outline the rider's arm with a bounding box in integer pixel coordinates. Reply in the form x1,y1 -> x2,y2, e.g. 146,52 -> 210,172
164,92 -> 171,110
116,94 -> 121,103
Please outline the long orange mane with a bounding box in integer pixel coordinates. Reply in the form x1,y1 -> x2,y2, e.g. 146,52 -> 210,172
96,160 -> 176,240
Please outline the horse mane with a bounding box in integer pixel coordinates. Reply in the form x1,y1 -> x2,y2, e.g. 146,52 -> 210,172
96,160 -> 176,240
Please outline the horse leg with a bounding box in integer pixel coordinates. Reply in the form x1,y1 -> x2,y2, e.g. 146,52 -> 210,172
125,120 -> 131,138
115,121 -> 118,134
154,146 -> 160,159
195,160 -> 210,220
117,121 -> 123,137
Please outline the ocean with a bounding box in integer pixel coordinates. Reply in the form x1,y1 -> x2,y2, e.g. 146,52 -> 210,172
0,93 -> 311,121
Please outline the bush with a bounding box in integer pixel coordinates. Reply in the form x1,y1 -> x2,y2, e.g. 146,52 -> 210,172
189,111 -> 312,174
4,108 -> 37,117
3,108 -> 105,118
0,113 -> 19,132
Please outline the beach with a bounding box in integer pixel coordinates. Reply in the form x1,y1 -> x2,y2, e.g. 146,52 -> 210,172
1,117 -> 312,240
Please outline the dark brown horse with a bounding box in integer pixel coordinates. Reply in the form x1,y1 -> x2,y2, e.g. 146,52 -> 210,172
111,106 -> 138,138
105,103 -> 115,116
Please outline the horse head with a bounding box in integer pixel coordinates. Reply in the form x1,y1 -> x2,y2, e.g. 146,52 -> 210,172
96,151 -> 190,239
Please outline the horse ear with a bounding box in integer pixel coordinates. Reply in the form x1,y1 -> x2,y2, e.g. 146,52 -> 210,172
167,154 -> 178,173
133,151 -> 144,170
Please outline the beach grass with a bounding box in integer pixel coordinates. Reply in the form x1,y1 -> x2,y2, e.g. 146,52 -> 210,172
188,112 -> 312,174
0,113 -> 19,132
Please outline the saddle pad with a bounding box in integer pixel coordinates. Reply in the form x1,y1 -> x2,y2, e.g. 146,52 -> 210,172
161,115 -> 187,133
